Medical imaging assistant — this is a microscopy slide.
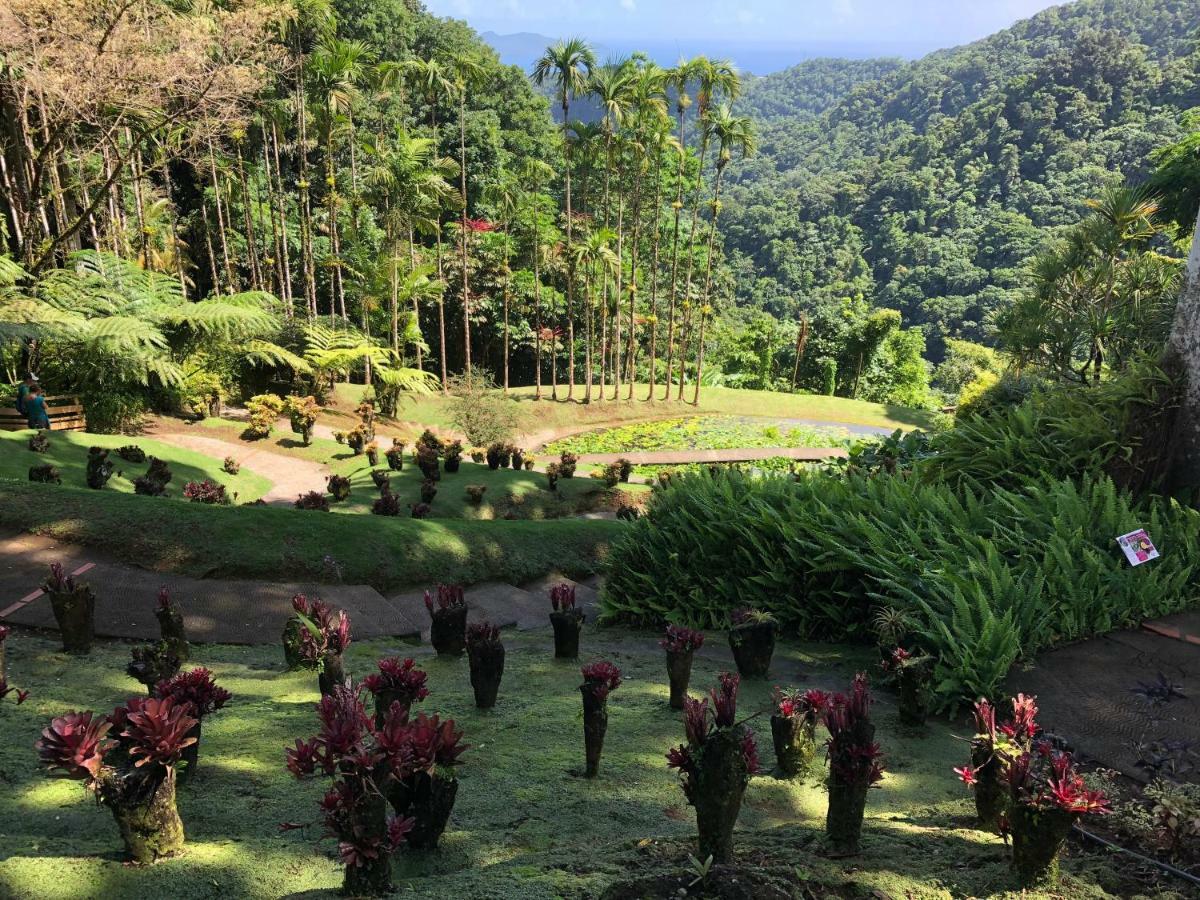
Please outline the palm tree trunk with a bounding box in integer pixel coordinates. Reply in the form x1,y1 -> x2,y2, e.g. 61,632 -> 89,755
459,90 -> 473,383
270,120 -> 294,315
534,234 -> 543,400
408,227 -> 423,370
646,145 -> 665,401
1166,208 -> 1200,498
613,193 -> 624,401
584,259 -> 594,401
626,155 -> 646,400
326,124 -> 346,321
435,224 -> 448,392
207,141 -> 234,291
693,165 -> 727,406
678,123 -> 711,399
502,224 -> 511,394
563,94 -> 576,401
662,104 -> 689,400
234,140 -> 262,291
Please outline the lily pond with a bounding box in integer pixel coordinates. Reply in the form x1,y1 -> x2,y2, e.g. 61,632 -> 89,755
543,416 -> 866,456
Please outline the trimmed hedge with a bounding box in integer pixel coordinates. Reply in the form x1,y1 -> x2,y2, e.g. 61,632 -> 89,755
601,470 -> 1200,710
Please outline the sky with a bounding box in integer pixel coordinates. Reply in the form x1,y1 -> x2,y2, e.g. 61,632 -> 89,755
422,0 -> 1067,47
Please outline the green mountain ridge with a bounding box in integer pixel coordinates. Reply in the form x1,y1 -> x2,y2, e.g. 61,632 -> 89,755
725,0 -> 1200,360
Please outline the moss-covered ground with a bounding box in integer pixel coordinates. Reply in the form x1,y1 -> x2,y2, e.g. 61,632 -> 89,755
0,628 -> 1171,899
0,430 -> 272,503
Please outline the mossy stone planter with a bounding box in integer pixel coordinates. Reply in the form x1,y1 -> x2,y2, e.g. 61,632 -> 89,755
581,687 -> 609,778
971,744 -> 1005,830
101,769 -> 185,864
49,586 -> 95,655
550,609 -> 584,659
430,607 -> 468,658
771,715 -> 817,776
896,662 -> 932,726
692,729 -> 750,864
178,720 -> 202,784
281,618 -> 308,671
826,777 -> 870,856
665,649 -> 694,710
155,606 -> 189,662
468,643 -> 505,709
1010,805 -> 1077,887
318,653 -> 346,696
727,621 -> 776,679
345,774 -> 393,895
391,772 -> 459,850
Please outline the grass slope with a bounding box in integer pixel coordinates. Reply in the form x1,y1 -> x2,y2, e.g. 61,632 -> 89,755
332,384 -> 940,440
0,430 -> 272,503
0,630 -> 1146,899
0,481 -> 616,589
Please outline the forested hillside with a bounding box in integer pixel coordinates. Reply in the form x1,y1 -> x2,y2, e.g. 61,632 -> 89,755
725,0 -> 1200,361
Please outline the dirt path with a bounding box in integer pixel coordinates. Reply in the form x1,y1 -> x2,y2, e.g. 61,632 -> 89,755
151,432 -> 329,506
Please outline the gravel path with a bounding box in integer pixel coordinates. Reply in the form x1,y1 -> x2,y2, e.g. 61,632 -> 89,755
151,432 -> 329,506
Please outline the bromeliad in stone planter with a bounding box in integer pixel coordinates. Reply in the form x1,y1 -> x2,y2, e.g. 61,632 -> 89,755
665,672 -> 760,865
579,661 -> 622,778
286,685 -> 418,895
466,622 -> 505,709
955,695 -> 1037,831
727,608 -> 778,679
823,673 -> 885,856
425,584 -> 468,657
85,447 -> 114,489
42,562 -> 95,655
126,642 -> 182,693
36,698 -> 197,863
881,646 -> 934,726
549,583 -> 584,659
771,687 -> 828,776
0,625 -> 29,706
155,587 -> 189,662
385,711 -> 469,850
154,667 -> 232,783
386,440 -> 406,471
285,594 -> 352,694
363,657 -> 429,728
326,474 -> 352,502
660,625 -> 705,710
444,441 -> 463,473
285,395 -> 319,446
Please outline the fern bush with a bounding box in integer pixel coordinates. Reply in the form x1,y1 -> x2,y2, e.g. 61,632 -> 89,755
601,470 -> 1200,711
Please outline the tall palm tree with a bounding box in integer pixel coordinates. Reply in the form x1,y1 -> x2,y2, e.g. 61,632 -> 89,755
309,37 -> 374,322
484,174 -> 521,393
573,226 -> 618,401
451,53 -> 486,383
693,105 -> 754,405
533,38 -> 595,401
661,58 -> 695,399
520,159 -> 556,399
645,123 -> 680,402
677,57 -> 740,399
402,57 -> 456,392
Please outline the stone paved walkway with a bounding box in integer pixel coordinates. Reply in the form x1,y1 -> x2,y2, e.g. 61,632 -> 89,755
0,530 -> 596,646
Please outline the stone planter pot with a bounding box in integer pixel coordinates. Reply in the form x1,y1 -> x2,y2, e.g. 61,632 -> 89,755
581,687 -> 609,778
727,621 -> 776,679
444,456 -> 461,474
390,771 -> 459,850
665,649 -> 694,710
826,776 -> 870,856
971,744 -> 1005,830
468,642 -> 505,709
1010,805 -> 1077,887
318,653 -> 346,696
281,618 -> 308,671
771,715 -> 817,776
897,667 -> 931,726
344,773 -> 392,895
550,609 -> 585,660
178,720 -> 202,784
366,449 -> 379,467
430,606 -> 468,658
49,586 -> 95,655
155,606 -> 189,662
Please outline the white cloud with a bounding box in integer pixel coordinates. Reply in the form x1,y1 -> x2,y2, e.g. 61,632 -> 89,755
619,0 -> 635,8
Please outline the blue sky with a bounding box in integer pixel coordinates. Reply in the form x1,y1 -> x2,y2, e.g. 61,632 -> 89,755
423,0 -> 1065,46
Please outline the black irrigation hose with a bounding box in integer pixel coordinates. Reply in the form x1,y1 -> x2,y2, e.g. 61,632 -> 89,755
1073,824 -> 1200,889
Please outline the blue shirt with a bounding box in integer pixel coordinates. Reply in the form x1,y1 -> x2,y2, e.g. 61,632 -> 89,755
26,395 -> 50,429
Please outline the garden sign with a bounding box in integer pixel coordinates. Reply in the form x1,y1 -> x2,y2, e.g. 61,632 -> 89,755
1116,529 -> 1159,567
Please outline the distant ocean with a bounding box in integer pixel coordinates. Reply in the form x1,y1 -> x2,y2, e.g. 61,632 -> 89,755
481,32 -> 938,76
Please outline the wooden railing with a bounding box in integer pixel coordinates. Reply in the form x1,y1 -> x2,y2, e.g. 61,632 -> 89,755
0,395 -> 87,432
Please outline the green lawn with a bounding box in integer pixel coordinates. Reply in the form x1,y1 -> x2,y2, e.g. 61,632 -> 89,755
332,383 -> 941,442
0,429 -> 272,503
0,629 -> 1142,899
0,480 -> 616,589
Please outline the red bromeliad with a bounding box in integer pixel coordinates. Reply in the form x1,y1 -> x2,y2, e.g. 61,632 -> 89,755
424,584 -> 466,615
660,625 -> 704,654
154,667 -> 231,718
549,583 -> 576,611
774,687 -> 829,724
580,661 -> 622,701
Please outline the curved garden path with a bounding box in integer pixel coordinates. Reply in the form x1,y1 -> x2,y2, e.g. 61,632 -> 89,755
150,431 -> 329,506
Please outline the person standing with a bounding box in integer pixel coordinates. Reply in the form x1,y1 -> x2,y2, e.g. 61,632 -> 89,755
15,373 -> 36,416
25,383 -> 51,430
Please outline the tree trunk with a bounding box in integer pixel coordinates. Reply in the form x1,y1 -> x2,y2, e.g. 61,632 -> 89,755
1166,209 -> 1200,501
459,91 -> 473,383
693,166 -> 726,406
646,147 -> 665,402
563,95 -> 576,401
663,106 -> 688,400
502,224 -> 511,393
613,193 -> 624,401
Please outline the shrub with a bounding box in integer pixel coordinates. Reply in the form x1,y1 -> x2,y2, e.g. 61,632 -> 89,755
602,468 -> 1200,711
464,484 -> 487,505
416,445 -> 440,480
372,489 -> 402,517
28,430 -> 50,453
545,462 -> 561,491
29,463 -> 61,484
448,371 -> 521,446
327,475 -> 351,502
444,441 -> 463,473
410,502 -> 432,519
386,442 -> 406,471
599,462 -> 622,487
133,457 -> 172,496
85,447 -> 114,489
245,393 -> 285,440
295,490 -> 331,511
222,455 -> 240,475
485,442 -> 509,470
559,451 -> 578,479
182,479 -> 229,505
420,479 -> 437,504
469,447 -> 486,464
366,441 -> 380,466
116,444 -> 145,463
285,395 -> 319,445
